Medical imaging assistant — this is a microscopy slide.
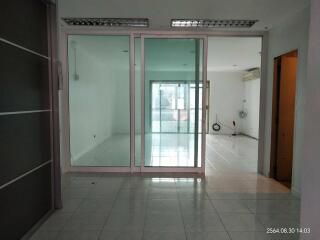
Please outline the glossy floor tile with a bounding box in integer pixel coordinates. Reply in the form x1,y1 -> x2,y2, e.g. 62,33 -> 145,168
72,133 -> 200,167
186,231 -> 230,240
31,135 -> 300,240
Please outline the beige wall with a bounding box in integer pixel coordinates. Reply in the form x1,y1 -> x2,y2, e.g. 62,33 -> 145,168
263,6 -> 310,195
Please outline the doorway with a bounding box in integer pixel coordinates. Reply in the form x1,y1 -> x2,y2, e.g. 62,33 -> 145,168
150,81 -> 203,133
141,36 -> 206,169
206,36 -> 262,173
270,50 -> 298,188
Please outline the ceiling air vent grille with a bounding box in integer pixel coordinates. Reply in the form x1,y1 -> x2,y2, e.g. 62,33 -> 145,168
171,19 -> 258,28
63,18 -> 149,27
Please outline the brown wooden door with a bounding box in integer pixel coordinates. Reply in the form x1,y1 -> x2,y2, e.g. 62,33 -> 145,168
276,52 -> 297,181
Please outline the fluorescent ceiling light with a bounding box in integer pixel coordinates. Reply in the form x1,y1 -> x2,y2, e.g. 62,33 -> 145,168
63,18 -> 149,27
171,19 -> 258,28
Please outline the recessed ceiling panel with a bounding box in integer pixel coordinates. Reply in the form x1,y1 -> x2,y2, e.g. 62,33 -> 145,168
171,19 -> 258,28
63,18 -> 149,27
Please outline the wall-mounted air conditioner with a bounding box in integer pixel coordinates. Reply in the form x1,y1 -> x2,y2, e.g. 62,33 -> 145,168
243,68 -> 260,81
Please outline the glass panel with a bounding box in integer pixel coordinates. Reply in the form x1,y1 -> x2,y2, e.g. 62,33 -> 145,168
144,38 -> 203,167
151,83 -> 160,133
160,84 -> 178,133
68,35 -> 130,167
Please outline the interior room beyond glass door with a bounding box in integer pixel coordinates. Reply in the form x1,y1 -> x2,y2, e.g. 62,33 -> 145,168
151,82 -> 203,134
143,37 -> 204,168
68,35 -> 130,167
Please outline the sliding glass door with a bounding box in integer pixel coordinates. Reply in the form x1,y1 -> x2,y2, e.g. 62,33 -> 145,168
141,36 -> 206,169
66,34 -> 206,172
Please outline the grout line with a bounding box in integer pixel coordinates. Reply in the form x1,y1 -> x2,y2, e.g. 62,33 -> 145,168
175,180 -> 188,240
0,37 -> 50,60
207,197 -> 233,240
141,178 -> 151,240
55,175 -> 102,238
97,176 -> 129,239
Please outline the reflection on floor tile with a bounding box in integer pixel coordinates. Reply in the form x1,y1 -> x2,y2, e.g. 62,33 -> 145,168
56,230 -> 100,240
145,212 -> 184,232
105,210 -> 145,231
29,231 -> 59,240
38,212 -> 73,231
99,230 -> 143,240
182,212 -> 225,232
186,231 -> 230,240
219,213 -> 266,231
63,212 -> 107,231
244,199 -> 300,214
228,231 -> 272,240
147,199 -> 180,213
148,188 -> 178,199
211,199 -> 251,213
256,213 -> 300,228
31,135 -> 300,240
180,199 -> 216,214
142,231 -> 186,240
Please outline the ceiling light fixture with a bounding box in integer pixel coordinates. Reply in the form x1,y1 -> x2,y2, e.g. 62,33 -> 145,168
63,18 -> 149,27
171,19 -> 258,28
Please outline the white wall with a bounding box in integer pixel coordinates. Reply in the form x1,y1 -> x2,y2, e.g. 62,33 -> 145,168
111,69 -> 130,134
300,0 -> 320,237
69,45 -> 114,160
208,71 -> 244,135
263,7 -> 310,194
208,71 -> 260,137
242,78 -> 260,138
68,42 -> 130,161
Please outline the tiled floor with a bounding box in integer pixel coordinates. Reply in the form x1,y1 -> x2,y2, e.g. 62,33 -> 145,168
72,133 -> 200,167
31,135 -> 300,240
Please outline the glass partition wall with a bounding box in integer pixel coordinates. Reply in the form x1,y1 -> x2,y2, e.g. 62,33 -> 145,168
67,34 -> 207,172
68,35 -> 131,167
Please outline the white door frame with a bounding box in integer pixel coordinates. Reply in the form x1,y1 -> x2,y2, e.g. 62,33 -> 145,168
60,29 -> 266,175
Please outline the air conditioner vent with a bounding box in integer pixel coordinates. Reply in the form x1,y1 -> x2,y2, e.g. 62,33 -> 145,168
243,68 -> 261,81
171,19 -> 258,28
62,18 -> 149,27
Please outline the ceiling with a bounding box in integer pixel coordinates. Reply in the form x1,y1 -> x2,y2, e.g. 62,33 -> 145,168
145,39 -> 197,71
207,37 -> 261,71
59,0 -> 310,31
144,37 -> 262,71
